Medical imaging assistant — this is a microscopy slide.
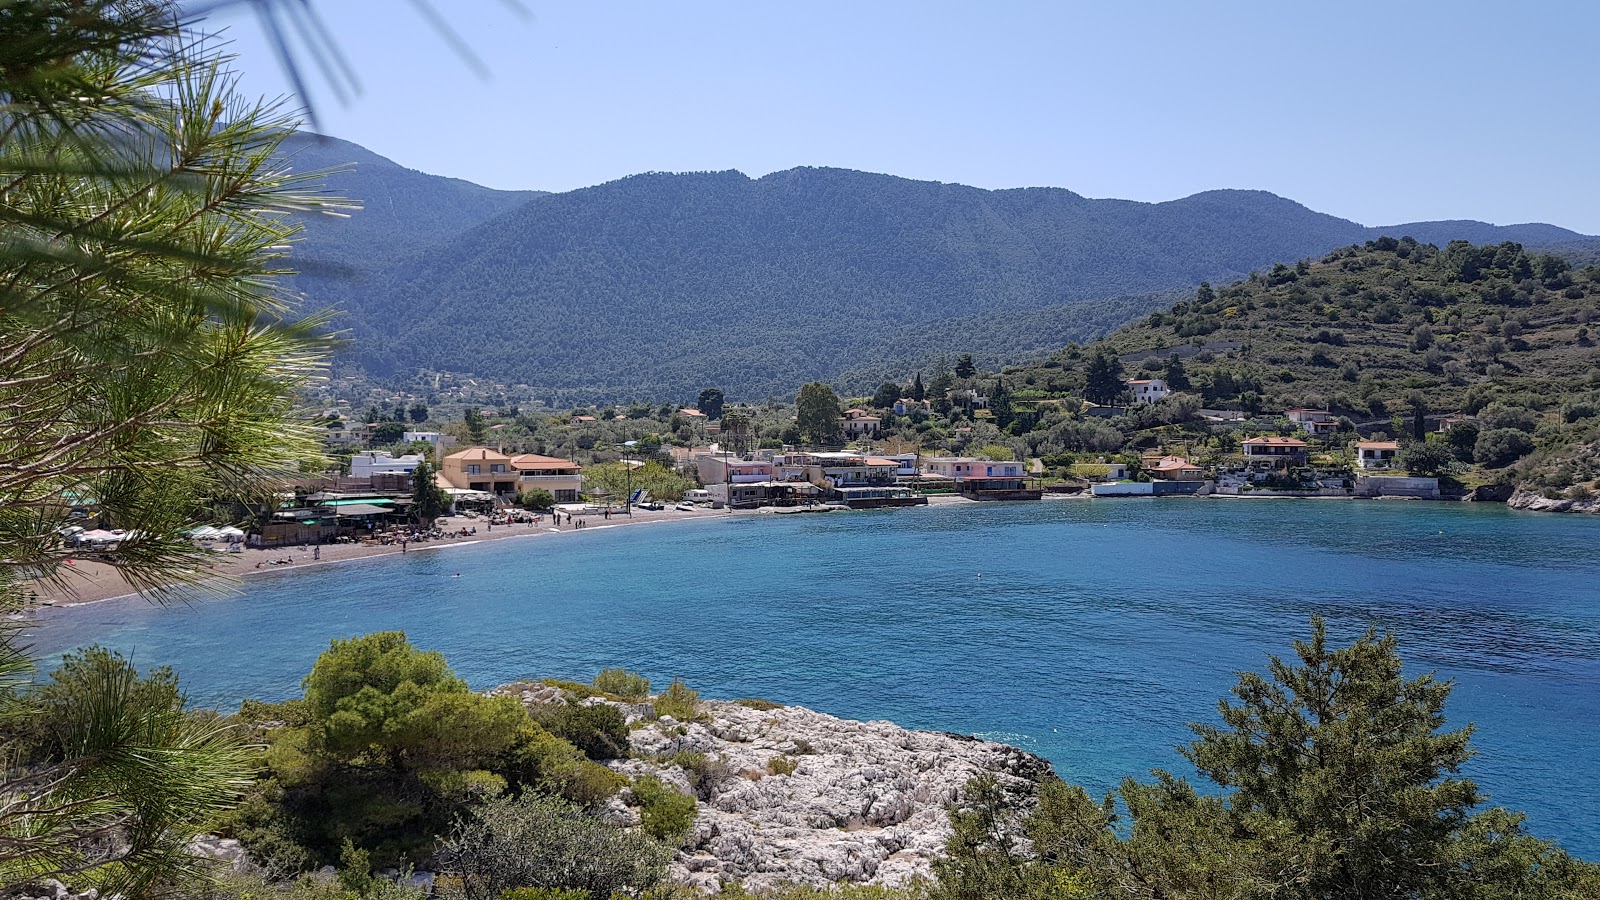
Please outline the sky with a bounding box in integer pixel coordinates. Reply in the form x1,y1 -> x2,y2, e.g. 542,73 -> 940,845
206,1 -> 1600,234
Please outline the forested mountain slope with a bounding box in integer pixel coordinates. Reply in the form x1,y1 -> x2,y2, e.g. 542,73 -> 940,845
276,133 -> 543,304
277,139 -> 1593,402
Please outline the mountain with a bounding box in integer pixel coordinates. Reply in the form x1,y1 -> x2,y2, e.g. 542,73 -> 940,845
275,132 -> 543,304
276,140 -> 1594,402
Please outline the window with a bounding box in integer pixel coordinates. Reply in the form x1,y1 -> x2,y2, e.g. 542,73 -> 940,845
491,464 -> 506,473
466,464 -> 480,475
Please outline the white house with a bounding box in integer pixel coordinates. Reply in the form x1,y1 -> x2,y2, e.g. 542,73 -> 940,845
1355,440 -> 1401,470
350,451 -> 424,479
839,408 -> 881,437
923,457 -> 1025,479
1285,409 -> 1339,436
1126,378 -> 1171,404
402,430 -> 456,457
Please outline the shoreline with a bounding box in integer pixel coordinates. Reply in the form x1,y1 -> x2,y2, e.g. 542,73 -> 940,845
28,505 -> 754,610
22,488 -> 1533,614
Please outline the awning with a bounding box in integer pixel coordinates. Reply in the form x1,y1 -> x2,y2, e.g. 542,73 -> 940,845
322,498 -> 395,507
329,503 -> 397,516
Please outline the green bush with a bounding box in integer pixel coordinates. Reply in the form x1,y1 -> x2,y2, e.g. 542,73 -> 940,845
535,702 -> 629,760
440,793 -> 670,900
1474,427 -> 1536,467
631,775 -> 697,844
653,678 -> 702,722
734,697 -> 784,711
767,756 -> 799,777
506,727 -> 625,807
517,489 -> 554,510
593,668 -> 650,699
498,889 -> 587,900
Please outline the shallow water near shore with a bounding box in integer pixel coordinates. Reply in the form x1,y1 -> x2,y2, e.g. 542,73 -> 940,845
27,499 -> 1600,856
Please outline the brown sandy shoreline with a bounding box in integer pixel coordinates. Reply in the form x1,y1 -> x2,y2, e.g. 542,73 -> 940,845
29,505 -> 745,610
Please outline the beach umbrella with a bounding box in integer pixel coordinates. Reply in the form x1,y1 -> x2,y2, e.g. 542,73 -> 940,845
215,526 -> 245,541
188,525 -> 221,540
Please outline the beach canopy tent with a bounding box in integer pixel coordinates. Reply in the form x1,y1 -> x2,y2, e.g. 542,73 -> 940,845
187,525 -> 222,540
215,525 -> 245,540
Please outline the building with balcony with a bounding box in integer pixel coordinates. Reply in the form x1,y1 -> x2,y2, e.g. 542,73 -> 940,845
1285,409 -> 1339,436
1241,436 -> 1308,467
440,448 -> 520,498
695,455 -> 773,485
510,453 -> 584,503
839,408 -> 881,437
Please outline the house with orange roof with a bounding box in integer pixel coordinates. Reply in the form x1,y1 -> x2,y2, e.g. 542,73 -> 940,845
1241,436 -> 1308,467
1126,378 -> 1171,404
1148,455 -> 1207,481
1355,440 -> 1401,470
440,448 -> 519,497
509,453 -> 584,503
839,408 -> 881,437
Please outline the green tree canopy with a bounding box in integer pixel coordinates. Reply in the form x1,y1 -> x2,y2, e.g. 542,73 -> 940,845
796,382 -> 842,446
1082,350 -> 1126,405
411,459 -> 452,522
935,618 -> 1600,900
871,381 -> 903,409
695,387 -> 725,419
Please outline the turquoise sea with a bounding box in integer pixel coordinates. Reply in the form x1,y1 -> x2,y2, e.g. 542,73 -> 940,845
24,499 -> 1600,857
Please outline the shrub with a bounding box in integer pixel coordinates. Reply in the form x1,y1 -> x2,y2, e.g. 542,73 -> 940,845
767,756 -> 800,777
592,668 -> 651,699
507,728 -> 626,807
440,793 -> 670,900
631,775 -> 698,843
517,489 -> 554,510
498,889 -> 587,900
734,697 -> 784,711
536,702 -> 629,760
1474,428 -> 1536,467
653,678 -> 702,722
1477,402 -> 1537,433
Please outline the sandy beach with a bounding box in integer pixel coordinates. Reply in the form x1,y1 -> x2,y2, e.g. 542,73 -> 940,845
27,494 -> 982,611
29,504 -> 741,609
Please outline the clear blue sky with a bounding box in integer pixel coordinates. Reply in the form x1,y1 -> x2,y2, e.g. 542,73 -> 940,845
207,1 -> 1600,234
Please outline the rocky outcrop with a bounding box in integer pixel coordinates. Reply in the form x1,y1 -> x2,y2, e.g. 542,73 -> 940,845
1507,490 -> 1600,513
494,686 -> 1053,894
1468,483 -> 1516,503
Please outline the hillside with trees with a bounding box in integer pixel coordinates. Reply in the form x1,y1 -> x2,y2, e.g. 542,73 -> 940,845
274,143 -> 1595,403
989,238 -> 1600,496
274,133 -> 543,307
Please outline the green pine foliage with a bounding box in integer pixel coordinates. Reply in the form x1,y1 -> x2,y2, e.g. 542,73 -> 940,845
933,619 -> 1600,900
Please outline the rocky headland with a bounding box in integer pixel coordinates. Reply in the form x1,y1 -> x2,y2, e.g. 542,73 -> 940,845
492,683 -> 1053,893
1506,489 -> 1600,514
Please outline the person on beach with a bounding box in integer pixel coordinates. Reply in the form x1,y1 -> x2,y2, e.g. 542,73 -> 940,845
313,545 -> 320,561
401,540 -> 407,553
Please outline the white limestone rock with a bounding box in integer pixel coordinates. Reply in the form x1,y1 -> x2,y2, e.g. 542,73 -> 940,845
604,698 -> 1052,892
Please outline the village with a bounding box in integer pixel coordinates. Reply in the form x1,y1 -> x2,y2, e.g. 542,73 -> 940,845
181,372 -> 1471,552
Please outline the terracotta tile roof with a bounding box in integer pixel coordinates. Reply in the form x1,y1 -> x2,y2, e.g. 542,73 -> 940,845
510,453 -> 581,470
1357,441 -> 1401,450
444,447 -> 511,462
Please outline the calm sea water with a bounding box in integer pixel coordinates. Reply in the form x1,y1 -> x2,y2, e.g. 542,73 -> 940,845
24,499 -> 1600,857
